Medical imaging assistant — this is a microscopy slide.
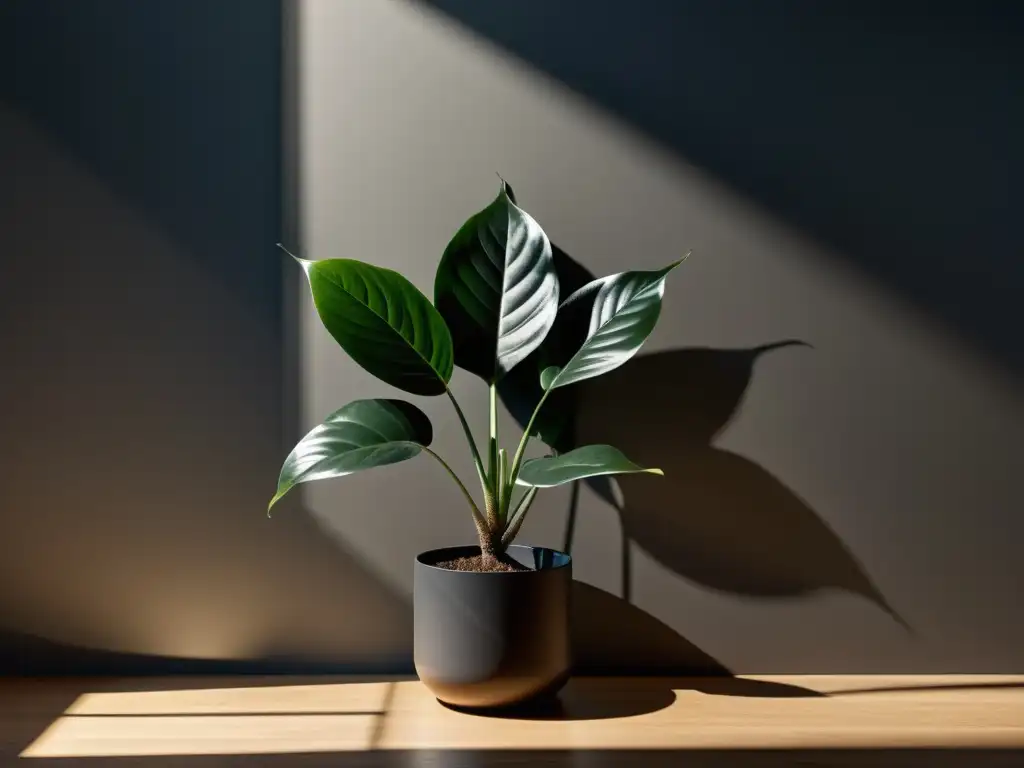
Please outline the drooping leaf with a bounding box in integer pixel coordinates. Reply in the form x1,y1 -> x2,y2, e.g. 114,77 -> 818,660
539,366 -> 561,390
269,399 -> 433,511
497,244 -> 596,451
299,257 -> 453,396
543,260 -> 684,390
518,445 -> 662,488
434,182 -> 558,382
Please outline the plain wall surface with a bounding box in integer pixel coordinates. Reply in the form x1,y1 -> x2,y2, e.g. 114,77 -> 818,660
1,0 -> 1021,675
297,0 -> 1024,672
0,0 -> 410,673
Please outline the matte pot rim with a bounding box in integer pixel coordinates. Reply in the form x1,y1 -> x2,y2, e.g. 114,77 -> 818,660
415,544 -> 572,574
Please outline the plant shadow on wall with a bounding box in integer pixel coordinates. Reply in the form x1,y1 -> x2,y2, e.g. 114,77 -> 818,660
502,249 -> 907,630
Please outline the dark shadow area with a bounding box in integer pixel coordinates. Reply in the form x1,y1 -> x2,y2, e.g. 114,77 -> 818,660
571,582 -> 727,675
418,0 -> 1024,378
839,681 -> 1024,697
577,346 -> 906,627
458,676 -> 822,722
0,626 -> 412,678
445,677 -> 676,721
0,0 -> 283,315
499,248 -> 903,633
684,677 -> 825,699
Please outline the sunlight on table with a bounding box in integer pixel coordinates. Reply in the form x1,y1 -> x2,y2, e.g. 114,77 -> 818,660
20,677 -> 1024,758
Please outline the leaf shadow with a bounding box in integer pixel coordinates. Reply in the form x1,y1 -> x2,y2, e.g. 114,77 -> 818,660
496,247 -> 902,625
571,581 -> 728,675
575,346 -> 907,626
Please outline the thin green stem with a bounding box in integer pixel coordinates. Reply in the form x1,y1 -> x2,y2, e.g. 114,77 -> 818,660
488,382 -> 499,480
446,388 -> 486,486
501,486 -> 539,548
508,388 -> 552,487
488,382 -> 501,519
489,382 -> 499,444
422,446 -> 487,531
497,448 -> 508,522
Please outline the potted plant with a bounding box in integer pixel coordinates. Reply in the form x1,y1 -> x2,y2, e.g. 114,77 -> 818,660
269,181 -> 683,709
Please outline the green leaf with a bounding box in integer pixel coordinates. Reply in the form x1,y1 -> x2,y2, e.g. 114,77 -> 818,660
546,259 -> 684,390
540,366 -> 561,390
518,445 -> 663,488
269,399 -> 432,512
300,257 -> 453,396
497,244 -> 596,451
434,182 -> 559,382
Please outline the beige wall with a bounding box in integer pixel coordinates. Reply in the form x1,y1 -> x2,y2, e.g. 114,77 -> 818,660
297,0 -> 1024,672
2,0 -> 1021,675
0,0 -> 410,673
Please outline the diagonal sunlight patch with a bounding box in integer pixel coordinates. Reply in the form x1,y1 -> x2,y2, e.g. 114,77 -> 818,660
21,682 -> 393,758
22,714 -> 380,757
64,681 -> 392,716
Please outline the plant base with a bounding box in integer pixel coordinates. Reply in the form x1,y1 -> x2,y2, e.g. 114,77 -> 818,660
434,552 -> 529,573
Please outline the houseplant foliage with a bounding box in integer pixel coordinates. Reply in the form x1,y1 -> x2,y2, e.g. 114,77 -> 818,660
270,181 -> 683,570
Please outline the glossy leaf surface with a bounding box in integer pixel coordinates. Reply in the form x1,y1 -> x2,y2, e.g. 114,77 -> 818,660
301,258 -> 453,396
544,261 -> 682,390
518,444 -> 662,488
434,183 -> 558,382
497,244 -> 596,451
269,399 -> 433,511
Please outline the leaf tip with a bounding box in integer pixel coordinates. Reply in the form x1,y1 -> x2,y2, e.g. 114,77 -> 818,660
267,491 -> 285,516
277,243 -> 311,274
668,251 -> 692,271
647,467 -> 665,477
495,173 -> 517,205
540,365 -> 561,391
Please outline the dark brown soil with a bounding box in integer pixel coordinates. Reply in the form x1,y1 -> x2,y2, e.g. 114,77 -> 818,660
434,554 -> 531,573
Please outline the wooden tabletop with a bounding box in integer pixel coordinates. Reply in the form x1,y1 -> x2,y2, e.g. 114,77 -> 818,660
3,675 -> 1023,765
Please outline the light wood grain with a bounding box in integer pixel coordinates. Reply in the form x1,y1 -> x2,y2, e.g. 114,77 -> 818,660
6,675 -> 1023,764
382,676 -> 1024,751
64,680 -> 392,716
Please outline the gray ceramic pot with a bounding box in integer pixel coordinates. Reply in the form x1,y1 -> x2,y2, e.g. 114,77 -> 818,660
414,544 -> 572,709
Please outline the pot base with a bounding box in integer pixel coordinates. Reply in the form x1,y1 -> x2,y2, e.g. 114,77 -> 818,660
437,670 -> 570,713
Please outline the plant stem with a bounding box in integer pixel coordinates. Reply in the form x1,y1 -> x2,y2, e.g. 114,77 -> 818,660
497,448 -> 508,523
507,388 -> 552,487
489,382 -> 498,447
421,446 -> 487,534
501,486 -> 538,548
445,387 -> 487,488
488,382 -> 502,520
488,382 -> 498,475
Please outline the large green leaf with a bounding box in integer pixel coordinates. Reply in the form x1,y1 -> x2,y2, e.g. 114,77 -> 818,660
434,182 -> 558,382
497,244 -> 596,451
269,399 -> 432,511
518,445 -> 662,488
300,257 -> 453,396
543,260 -> 683,390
